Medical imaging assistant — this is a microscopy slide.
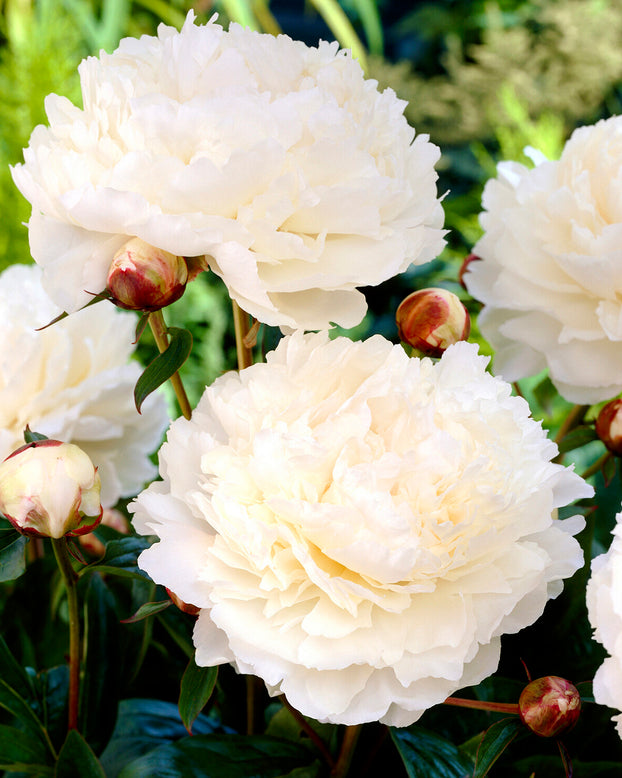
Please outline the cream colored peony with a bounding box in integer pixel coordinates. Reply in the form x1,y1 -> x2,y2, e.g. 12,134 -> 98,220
11,13 -> 445,331
587,512 -> 622,738
465,117 -> 622,403
132,332 -> 591,726
0,264 -> 168,507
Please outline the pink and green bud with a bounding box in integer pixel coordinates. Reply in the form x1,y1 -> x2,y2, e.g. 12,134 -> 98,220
107,237 -> 188,311
596,399 -> 622,456
396,287 -> 470,357
0,440 -> 102,539
518,676 -> 581,738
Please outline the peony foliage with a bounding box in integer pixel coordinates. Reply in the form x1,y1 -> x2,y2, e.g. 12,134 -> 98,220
1,3 -> 622,778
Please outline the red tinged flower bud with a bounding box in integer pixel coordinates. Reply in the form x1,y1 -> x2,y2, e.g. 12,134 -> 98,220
396,287 -> 470,358
596,399 -> 622,455
518,676 -> 581,737
107,237 -> 188,311
0,440 -> 102,539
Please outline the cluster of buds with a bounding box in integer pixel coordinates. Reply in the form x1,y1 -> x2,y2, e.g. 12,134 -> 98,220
518,676 -> 581,738
106,237 -> 208,312
0,440 -> 102,539
396,287 -> 470,357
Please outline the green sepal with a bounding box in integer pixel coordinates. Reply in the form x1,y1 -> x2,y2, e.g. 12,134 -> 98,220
178,656 -> 218,734
23,426 -> 49,443
134,326 -> 192,413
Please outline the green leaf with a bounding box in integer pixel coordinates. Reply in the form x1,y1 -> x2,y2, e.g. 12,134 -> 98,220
178,657 -> 218,734
472,717 -> 523,777
79,574 -> 121,753
390,725 -> 474,778
100,699 -> 223,778
0,634 -> 35,702
134,327 -> 192,413
55,729 -> 106,778
557,425 -> 598,454
120,600 -> 172,624
80,536 -> 151,581
0,679 -> 50,747
118,734 -> 311,778
0,531 -> 28,582
0,724 -> 49,767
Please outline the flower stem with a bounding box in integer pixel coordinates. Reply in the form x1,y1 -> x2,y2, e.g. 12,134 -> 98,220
279,695 -> 335,768
148,309 -> 192,420
443,696 -> 520,715
232,301 -> 254,370
330,724 -> 362,778
51,537 -> 81,731
581,451 -> 612,481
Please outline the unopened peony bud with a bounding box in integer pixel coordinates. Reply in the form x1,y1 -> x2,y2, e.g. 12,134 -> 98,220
596,399 -> 622,455
0,440 -> 102,539
107,237 -> 188,311
396,288 -> 470,357
518,676 -> 581,737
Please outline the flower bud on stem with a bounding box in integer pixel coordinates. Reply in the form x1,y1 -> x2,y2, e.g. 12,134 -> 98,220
51,537 -> 80,731
148,310 -> 192,420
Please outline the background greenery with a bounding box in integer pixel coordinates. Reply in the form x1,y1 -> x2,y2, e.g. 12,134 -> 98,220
2,1 -> 622,775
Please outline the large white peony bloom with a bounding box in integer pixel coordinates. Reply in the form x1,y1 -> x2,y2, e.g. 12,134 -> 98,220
132,332 -> 591,726
0,264 -> 168,507
586,511 -> 622,738
465,116 -> 622,403
11,13 -> 445,331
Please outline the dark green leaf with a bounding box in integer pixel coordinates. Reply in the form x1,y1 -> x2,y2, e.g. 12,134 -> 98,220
472,717 -> 523,777
0,531 -> 28,582
55,729 -> 106,778
178,657 -> 218,733
557,425 -> 598,454
120,600 -> 171,624
80,536 -> 151,581
118,734 -> 311,778
0,679 -> 51,750
37,666 -> 69,751
533,375 -> 558,416
0,724 -> 49,767
79,574 -> 121,753
0,634 -> 35,702
134,327 -> 192,413
390,725 -> 473,778
100,698 -> 223,778
603,454 -> 616,486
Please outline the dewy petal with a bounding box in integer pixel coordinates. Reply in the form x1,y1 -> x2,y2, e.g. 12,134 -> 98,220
132,333 -> 590,726
466,116 -> 622,403
13,14 -> 445,327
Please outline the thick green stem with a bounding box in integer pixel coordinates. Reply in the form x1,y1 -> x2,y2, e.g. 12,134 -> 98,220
148,309 -> 192,420
232,301 -> 254,371
330,724 -> 362,778
443,696 -> 519,715
51,538 -> 81,731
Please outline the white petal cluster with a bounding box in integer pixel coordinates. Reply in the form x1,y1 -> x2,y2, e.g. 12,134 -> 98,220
0,264 -> 168,507
132,332 -> 591,726
587,511 -> 622,738
465,117 -> 622,403
11,13 -> 445,331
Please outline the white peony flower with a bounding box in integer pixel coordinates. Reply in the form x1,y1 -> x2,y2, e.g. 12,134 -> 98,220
11,13 -> 445,331
465,116 -> 622,403
131,332 -> 591,726
586,511 -> 622,738
0,263 -> 168,507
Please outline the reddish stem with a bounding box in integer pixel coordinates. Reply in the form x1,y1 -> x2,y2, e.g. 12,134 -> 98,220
443,696 -> 520,715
